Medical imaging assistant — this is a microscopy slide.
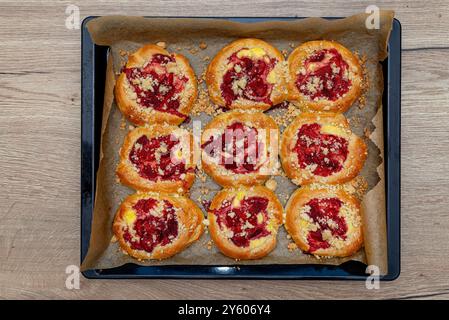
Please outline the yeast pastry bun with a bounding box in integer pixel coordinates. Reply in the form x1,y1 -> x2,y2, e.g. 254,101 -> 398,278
206,38 -> 288,111
113,192 -> 204,260
117,125 -> 195,194
115,44 -> 197,125
288,40 -> 362,113
208,186 -> 283,260
280,112 -> 367,186
285,187 -> 363,257
201,110 -> 279,187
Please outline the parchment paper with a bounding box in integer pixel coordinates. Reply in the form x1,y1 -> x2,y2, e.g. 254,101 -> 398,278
81,12 -> 394,274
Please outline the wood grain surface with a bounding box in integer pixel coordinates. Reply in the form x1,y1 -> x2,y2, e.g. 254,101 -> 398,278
1,0 -> 448,300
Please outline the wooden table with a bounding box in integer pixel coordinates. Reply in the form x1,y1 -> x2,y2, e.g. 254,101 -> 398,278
1,0 -> 448,300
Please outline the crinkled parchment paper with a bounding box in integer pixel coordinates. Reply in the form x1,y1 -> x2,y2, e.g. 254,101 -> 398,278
81,12 -> 394,274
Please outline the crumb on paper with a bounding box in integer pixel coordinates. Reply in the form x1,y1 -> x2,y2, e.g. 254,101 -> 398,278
156,41 -> 166,49
203,56 -> 210,62
198,69 -> 206,84
199,42 -> 207,50
289,42 -> 296,48
119,49 -> 128,57
280,193 -> 289,202
119,117 -> 127,130
278,169 -> 287,177
191,89 -> 220,116
348,115 -> 361,129
364,127 -> 371,138
206,240 -> 213,250
351,176 -> 369,199
189,47 -> 199,54
287,242 -> 297,251
358,53 -> 369,109
358,95 -> 367,109
271,102 -> 301,128
265,179 -> 277,191
197,68 -> 207,85
196,169 -> 208,183
309,176 -> 368,199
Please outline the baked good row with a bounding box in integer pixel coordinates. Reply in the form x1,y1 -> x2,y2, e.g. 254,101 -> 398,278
113,186 -> 363,260
115,38 -> 363,126
117,111 -> 367,192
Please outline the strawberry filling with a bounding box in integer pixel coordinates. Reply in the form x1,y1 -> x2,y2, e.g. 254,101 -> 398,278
129,134 -> 191,182
293,123 -> 348,177
123,198 -> 179,253
214,196 -> 270,248
304,197 -> 347,253
296,48 -> 351,101
124,53 -> 188,118
201,122 -> 265,174
220,49 -> 277,106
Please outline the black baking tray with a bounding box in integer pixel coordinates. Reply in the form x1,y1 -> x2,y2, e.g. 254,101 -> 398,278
81,17 -> 401,280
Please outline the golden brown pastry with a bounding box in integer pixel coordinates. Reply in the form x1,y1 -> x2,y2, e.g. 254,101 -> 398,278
115,44 -> 197,125
288,40 -> 362,113
208,186 -> 283,260
113,192 -> 204,260
206,38 -> 288,111
116,125 -> 195,194
201,110 -> 279,187
280,112 -> 367,185
285,187 -> 363,257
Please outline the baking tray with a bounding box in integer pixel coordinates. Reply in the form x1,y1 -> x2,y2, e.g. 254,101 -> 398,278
81,17 -> 401,280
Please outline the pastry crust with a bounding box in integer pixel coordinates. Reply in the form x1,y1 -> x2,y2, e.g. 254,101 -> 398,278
287,40 -> 362,113
201,110 -> 279,187
113,192 -> 204,260
117,125 -> 195,193
115,44 -> 197,125
285,187 -> 363,257
206,38 -> 288,111
280,112 -> 367,185
208,186 -> 283,260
